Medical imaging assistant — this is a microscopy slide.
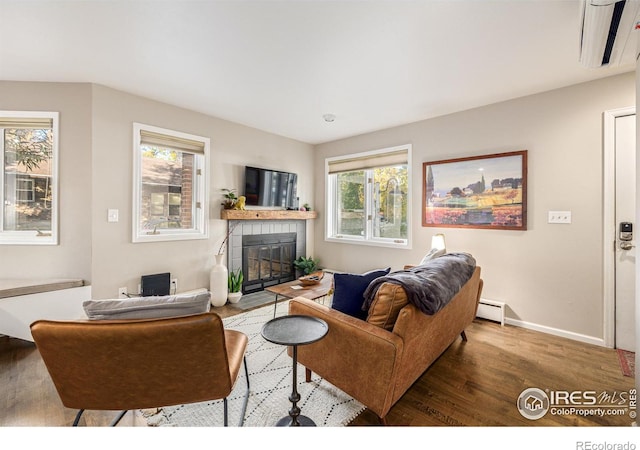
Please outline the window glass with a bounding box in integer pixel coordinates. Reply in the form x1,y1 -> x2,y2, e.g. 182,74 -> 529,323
335,170 -> 365,237
373,166 -> 408,239
140,147 -> 194,232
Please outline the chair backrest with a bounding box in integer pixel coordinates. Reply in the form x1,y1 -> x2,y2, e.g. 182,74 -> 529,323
31,312 -> 233,411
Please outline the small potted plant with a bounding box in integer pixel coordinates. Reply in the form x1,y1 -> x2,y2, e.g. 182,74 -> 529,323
221,188 -> 238,210
293,256 -> 319,276
294,256 -> 323,285
227,268 -> 243,304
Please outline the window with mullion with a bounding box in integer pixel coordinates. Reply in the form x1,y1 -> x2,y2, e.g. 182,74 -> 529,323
326,145 -> 411,249
133,123 -> 209,243
0,111 -> 58,245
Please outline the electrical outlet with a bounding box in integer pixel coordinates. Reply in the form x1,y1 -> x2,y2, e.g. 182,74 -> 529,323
118,287 -> 128,298
548,211 -> 572,224
171,278 -> 178,293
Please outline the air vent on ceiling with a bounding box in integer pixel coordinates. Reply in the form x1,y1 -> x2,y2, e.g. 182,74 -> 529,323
579,0 -> 640,68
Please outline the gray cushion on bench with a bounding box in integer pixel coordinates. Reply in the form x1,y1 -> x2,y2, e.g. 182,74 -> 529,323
83,291 -> 211,320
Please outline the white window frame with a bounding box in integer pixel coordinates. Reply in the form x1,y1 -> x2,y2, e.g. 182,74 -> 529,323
325,144 -> 412,249
132,123 -> 210,243
0,111 -> 59,245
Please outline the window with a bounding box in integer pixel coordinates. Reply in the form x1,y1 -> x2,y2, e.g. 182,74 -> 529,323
133,123 -> 209,243
0,111 -> 58,245
326,145 -> 411,248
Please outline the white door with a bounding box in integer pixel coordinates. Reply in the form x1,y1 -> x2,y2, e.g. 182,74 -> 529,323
614,113 -> 636,352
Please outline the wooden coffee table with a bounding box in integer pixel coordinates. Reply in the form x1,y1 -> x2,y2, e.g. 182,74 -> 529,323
266,271 -> 333,318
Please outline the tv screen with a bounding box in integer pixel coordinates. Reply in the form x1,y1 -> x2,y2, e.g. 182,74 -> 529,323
244,166 -> 298,209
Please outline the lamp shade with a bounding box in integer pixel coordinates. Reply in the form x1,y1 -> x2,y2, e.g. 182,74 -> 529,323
431,233 -> 446,252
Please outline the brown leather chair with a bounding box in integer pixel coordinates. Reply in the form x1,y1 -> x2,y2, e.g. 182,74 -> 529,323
30,312 -> 249,426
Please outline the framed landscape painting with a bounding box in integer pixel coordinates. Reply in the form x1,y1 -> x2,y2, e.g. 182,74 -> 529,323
422,150 -> 527,230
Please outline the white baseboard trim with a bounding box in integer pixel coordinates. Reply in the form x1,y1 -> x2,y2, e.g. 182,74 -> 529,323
504,317 -> 605,347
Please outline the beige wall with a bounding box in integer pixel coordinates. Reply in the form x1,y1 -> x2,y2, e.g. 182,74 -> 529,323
0,81 -> 314,299
2,75 -> 633,341
90,85 -> 314,298
313,72 -> 636,342
0,82 -> 93,282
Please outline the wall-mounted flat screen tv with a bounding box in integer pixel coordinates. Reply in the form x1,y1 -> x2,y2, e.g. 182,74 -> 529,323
244,166 -> 298,209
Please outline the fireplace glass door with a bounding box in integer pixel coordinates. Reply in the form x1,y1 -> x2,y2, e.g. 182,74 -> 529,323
242,233 -> 296,292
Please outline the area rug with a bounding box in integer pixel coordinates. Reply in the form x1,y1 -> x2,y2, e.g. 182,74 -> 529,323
617,349 -> 635,378
143,300 -> 365,427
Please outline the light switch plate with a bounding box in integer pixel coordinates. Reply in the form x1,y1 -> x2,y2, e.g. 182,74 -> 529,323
107,209 -> 119,223
548,210 -> 571,224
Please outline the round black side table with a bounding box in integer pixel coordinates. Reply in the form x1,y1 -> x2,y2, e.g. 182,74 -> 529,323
260,314 -> 329,426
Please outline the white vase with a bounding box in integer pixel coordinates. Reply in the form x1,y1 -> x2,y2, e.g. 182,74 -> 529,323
210,254 -> 228,307
227,291 -> 242,304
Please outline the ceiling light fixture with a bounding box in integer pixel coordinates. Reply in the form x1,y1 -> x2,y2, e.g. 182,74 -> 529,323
323,113 -> 336,123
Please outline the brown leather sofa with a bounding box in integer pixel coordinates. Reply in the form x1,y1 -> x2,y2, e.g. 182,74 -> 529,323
288,266 -> 483,424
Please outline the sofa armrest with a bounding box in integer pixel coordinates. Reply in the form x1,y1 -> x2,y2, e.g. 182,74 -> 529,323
289,297 -> 404,418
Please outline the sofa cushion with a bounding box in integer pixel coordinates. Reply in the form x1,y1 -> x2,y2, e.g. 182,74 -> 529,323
331,268 -> 390,320
365,283 -> 409,331
83,291 -> 211,320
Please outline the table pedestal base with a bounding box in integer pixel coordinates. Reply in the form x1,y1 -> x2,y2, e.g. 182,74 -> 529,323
276,415 -> 316,427
260,315 -> 329,428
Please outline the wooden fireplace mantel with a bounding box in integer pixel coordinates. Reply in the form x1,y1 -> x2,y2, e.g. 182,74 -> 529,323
220,209 -> 317,220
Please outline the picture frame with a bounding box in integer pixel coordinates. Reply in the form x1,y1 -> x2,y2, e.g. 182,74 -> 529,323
422,150 -> 527,230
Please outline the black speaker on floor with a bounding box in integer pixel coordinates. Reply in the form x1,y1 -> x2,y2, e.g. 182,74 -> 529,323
141,272 -> 171,296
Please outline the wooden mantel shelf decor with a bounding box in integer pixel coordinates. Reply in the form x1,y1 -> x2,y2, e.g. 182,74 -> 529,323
220,209 -> 317,220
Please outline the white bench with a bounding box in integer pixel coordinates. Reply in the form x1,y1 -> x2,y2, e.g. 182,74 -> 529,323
0,279 -> 91,342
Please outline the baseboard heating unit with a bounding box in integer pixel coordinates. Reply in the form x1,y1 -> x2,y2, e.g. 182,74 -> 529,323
476,298 -> 506,326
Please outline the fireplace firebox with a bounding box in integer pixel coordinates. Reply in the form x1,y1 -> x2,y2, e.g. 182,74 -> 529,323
242,232 -> 296,293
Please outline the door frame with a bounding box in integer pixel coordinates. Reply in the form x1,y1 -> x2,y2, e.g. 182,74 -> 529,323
603,106 -> 635,348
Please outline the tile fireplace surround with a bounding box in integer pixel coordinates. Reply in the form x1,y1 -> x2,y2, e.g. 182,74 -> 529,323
222,210 -> 317,292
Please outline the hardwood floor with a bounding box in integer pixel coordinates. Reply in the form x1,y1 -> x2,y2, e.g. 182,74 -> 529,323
0,302 -> 634,428
352,319 -> 635,427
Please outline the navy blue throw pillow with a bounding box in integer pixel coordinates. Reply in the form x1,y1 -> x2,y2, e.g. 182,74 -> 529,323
331,268 -> 391,320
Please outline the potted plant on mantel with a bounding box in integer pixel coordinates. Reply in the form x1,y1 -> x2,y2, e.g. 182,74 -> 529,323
221,188 -> 238,210
227,269 -> 243,304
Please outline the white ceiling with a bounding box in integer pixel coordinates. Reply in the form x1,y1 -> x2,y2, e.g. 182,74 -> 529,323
0,0 -> 635,144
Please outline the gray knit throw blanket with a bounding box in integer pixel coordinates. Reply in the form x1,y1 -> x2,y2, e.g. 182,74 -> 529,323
362,253 -> 476,316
